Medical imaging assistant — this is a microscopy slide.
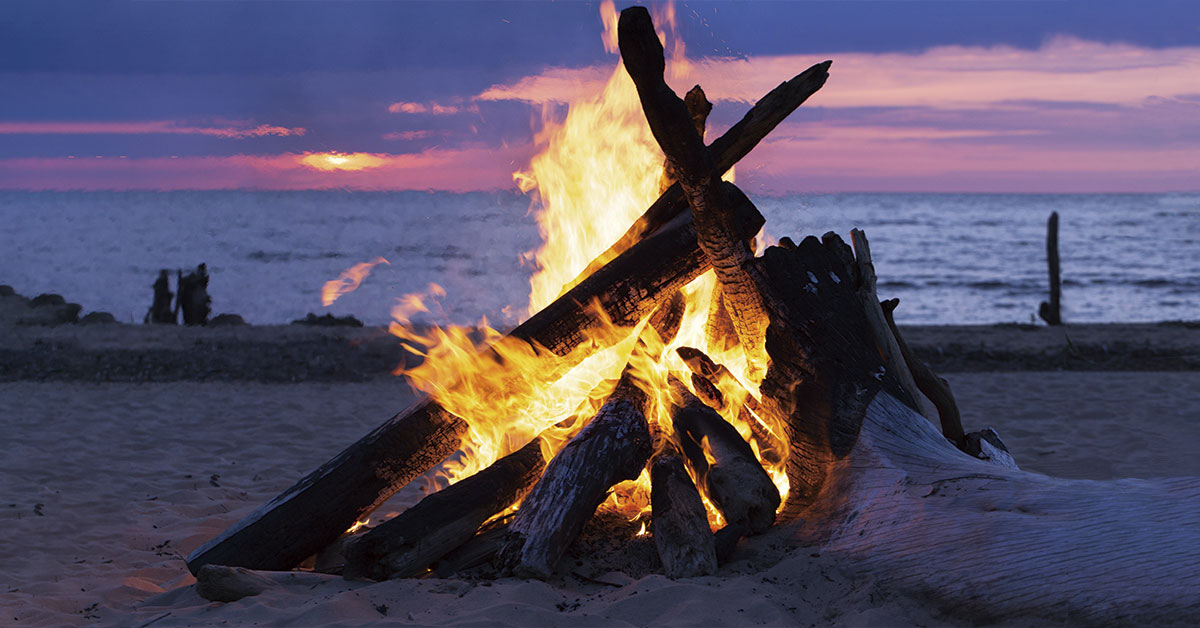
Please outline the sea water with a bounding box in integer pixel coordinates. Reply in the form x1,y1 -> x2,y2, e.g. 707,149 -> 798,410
1,190 -> 1196,327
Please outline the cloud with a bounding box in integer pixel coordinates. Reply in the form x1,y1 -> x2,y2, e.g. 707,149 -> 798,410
477,37 -> 1200,109
0,120 -> 306,138
382,130 -> 450,141
387,101 -> 479,115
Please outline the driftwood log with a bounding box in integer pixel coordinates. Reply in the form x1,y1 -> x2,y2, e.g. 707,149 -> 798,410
649,444 -> 718,578
880,297 -> 966,446
187,195 -> 763,574
342,437 -> 546,580
620,8 -> 1200,622
496,378 -> 653,579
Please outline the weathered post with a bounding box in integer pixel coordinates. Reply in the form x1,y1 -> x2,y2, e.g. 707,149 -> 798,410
1038,211 -> 1062,325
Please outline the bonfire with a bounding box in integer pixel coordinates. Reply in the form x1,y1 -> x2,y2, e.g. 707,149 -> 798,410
185,6 -> 1200,624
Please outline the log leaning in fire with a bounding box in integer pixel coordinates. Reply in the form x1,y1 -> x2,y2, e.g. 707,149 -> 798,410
621,6 -> 799,374
342,437 -> 546,581
497,379 -> 653,579
849,229 -> 938,422
650,444 -> 718,578
671,385 -> 780,534
186,193 -> 764,575
677,346 -> 783,465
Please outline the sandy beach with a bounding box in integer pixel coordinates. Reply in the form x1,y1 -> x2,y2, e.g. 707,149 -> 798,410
3,320 -> 1200,627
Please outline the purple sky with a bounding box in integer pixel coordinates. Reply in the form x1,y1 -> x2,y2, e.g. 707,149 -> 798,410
1,0 -> 1197,193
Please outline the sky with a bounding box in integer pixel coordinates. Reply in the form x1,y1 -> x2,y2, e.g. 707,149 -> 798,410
1,0 -> 1197,194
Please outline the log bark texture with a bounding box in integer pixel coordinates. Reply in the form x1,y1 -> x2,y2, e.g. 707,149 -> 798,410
677,345 -> 784,464
497,380 -> 653,579
187,198 -> 762,575
650,447 -> 718,578
342,437 -> 546,580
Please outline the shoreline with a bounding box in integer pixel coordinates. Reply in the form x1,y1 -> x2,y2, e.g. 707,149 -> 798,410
2,320 -> 1198,382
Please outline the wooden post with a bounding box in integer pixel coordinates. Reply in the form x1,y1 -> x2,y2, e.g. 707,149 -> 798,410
1039,211 -> 1062,325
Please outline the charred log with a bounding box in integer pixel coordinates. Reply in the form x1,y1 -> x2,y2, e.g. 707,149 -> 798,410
342,438 -> 546,580
671,386 -> 780,534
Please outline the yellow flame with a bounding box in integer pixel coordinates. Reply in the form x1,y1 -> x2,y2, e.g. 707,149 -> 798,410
346,518 -> 370,534
322,257 -> 390,306
385,0 -> 787,528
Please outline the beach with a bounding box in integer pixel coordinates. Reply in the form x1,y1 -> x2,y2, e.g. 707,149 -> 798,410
3,317 -> 1199,627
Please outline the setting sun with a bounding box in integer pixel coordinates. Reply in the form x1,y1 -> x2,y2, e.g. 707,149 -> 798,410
298,151 -> 386,172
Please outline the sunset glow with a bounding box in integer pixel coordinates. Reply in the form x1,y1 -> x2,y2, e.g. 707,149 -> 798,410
299,151 -> 388,172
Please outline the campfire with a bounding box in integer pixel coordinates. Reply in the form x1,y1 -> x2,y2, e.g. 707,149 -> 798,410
187,5 -> 969,589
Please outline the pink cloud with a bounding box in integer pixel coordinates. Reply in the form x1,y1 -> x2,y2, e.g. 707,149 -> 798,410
0,145 -> 537,191
0,120 -> 306,138
478,38 -> 1200,109
382,130 -> 449,141
387,101 -> 478,115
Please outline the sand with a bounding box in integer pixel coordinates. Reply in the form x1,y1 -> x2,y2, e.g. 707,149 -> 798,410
4,349 -> 1199,627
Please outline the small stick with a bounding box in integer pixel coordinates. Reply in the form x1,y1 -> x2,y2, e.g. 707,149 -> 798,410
880,298 -> 967,447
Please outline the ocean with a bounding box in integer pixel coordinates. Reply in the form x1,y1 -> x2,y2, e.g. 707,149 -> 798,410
2,190 -> 1197,327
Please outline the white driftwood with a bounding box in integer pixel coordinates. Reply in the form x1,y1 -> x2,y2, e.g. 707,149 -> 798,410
785,391 -> 1200,624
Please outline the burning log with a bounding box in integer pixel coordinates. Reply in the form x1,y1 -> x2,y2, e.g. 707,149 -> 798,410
649,444 -> 718,578
670,385 -> 780,534
659,85 -> 713,194
676,345 -> 783,464
187,197 -> 763,575
496,378 -> 653,579
342,437 -> 546,581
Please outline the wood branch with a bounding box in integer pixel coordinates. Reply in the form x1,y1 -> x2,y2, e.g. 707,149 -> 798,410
187,199 -> 762,576
849,229 -> 938,422
880,298 -> 966,447
677,346 -> 784,465
342,437 -> 546,581
497,380 -> 653,579
1039,210 -> 1062,325
671,386 -> 780,534
621,6 -> 793,374
568,58 -> 828,293
194,566 -> 336,603
650,444 -> 718,578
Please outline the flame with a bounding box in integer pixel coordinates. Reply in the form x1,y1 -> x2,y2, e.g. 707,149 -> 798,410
322,257 -> 389,306
384,0 -> 788,530
346,518 -> 370,535
299,151 -> 386,171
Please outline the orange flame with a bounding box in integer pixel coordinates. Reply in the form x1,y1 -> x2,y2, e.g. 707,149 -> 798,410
322,257 -> 390,306
385,0 -> 787,529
